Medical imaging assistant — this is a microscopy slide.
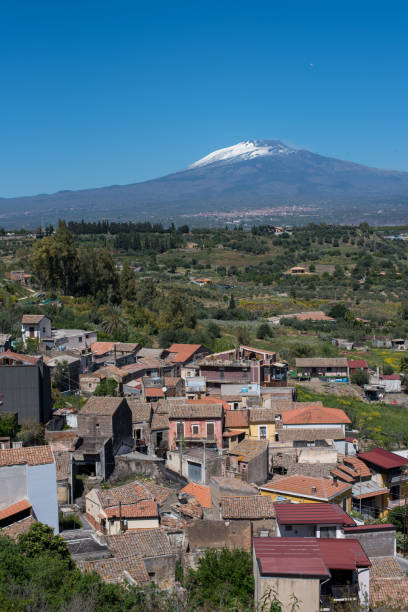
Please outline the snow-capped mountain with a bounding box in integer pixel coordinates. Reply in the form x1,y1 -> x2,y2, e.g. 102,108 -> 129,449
1,140 -> 408,226
188,140 -> 296,168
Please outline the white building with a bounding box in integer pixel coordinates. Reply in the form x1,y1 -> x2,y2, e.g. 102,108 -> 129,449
0,445 -> 59,533
21,315 -> 51,345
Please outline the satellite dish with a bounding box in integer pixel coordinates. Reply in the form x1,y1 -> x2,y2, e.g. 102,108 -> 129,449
162,387 -> 167,393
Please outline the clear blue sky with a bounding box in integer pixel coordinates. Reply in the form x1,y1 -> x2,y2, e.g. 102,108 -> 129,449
1,0 -> 407,197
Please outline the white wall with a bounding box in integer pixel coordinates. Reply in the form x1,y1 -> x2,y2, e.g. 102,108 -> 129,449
0,464 -> 28,509
27,462 -> 59,533
358,567 -> 370,609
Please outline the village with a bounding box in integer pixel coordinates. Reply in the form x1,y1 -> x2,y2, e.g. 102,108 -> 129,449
0,314 -> 408,610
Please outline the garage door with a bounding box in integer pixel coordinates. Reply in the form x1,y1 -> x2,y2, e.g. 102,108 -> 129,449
187,461 -> 202,483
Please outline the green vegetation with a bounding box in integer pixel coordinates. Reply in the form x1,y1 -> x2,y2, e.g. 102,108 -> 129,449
94,378 -> 118,396
296,386 -> 408,448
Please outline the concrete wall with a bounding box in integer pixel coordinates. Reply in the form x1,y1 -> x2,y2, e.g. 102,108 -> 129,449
0,464 -> 27,509
247,445 -> 268,485
187,519 -> 252,552
143,554 -> 175,589
27,462 -> 59,533
344,527 -> 396,557
256,571 -> 320,612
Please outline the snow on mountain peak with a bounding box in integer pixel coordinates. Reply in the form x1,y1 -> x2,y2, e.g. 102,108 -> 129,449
188,140 -> 297,169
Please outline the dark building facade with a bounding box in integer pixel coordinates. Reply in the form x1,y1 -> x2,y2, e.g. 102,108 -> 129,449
0,354 -> 52,424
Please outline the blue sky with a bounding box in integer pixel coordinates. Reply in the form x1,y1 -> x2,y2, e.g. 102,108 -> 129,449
1,0 -> 407,197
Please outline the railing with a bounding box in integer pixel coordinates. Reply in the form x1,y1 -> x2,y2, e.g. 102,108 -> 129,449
320,585 -> 359,609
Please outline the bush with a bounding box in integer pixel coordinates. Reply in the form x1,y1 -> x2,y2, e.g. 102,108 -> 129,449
93,378 -> 118,397
59,512 -> 81,531
256,323 -> 274,339
383,363 -> 395,375
351,369 -> 369,386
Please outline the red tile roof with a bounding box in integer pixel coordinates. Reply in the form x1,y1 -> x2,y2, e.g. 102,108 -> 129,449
221,496 -> 275,519
144,387 -> 165,398
342,456 -> 371,478
1,515 -> 36,540
181,482 -> 211,508
91,342 -> 115,356
347,360 -> 368,369
357,447 -> 408,470
274,502 -> 355,526
253,537 -> 370,577
261,474 -> 351,501
344,523 -> 395,533
0,499 -> 31,521
168,343 -> 203,364
225,410 -> 249,428
187,397 -> 230,411
0,445 -> 54,467
281,405 -> 351,425
0,350 -> 40,365
102,500 -> 158,519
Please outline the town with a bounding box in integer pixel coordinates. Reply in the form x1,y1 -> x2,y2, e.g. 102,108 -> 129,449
1,301 -> 408,610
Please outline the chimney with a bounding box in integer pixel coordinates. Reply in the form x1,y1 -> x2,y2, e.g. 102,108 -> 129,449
311,486 -> 317,494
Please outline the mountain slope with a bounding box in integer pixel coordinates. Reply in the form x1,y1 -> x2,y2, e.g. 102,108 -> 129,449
1,140 -> 408,226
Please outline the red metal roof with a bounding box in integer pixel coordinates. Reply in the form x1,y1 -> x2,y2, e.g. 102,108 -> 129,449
253,537 -> 370,577
0,499 -> 31,521
381,374 -> 401,380
357,447 -> 408,470
348,360 -> 368,369
274,502 -> 355,526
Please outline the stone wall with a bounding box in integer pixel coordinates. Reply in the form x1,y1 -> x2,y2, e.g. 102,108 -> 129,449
186,519 -> 252,552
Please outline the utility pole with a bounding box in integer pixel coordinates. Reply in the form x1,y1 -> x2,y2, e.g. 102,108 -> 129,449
203,440 -> 206,484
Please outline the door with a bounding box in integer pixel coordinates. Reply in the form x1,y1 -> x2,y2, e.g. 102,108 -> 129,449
188,461 -> 202,483
176,422 -> 184,441
206,422 -> 215,441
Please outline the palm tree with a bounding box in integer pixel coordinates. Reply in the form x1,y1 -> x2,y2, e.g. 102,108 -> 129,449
101,306 -> 127,338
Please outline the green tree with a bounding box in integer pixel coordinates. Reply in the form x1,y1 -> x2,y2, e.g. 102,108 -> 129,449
0,413 -> 18,438
119,263 -> 137,301
256,323 -> 274,339
18,522 -> 72,566
206,322 -> 221,339
236,325 -> 250,345
387,506 -> 407,532
400,356 -> 408,372
16,422 -> 46,446
93,378 -> 118,397
53,360 -> 69,392
383,363 -> 395,375
186,548 -> 254,609
228,294 -> 236,310
101,306 -> 127,339
351,369 -> 369,387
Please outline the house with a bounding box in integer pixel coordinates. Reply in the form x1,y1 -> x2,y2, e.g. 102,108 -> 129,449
223,409 -> 249,449
74,397 -> 133,480
391,338 -> 406,350
253,537 -> 370,612
21,314 -> 51,344
370,336 -> 392,349
249,408 -> 277,442
127,400 -> 152,451
220,496 -> 276,537
107,529 -> 175,589
260,474 -> 352,512
166,445 -> 223,484
357,447 -> 408,511
295,357 -> 349,379
77,556 -> 150,586
85,481 -> 159,534
43,328 -> 97,352
79,372 -> 105,395
0,445 -> 58,533
286,266 -> 307,274
332,338 -> 354,350
379,373 -> 402,393
347,359 -> 368,375
46,354 -> 81,392
279,405 -> 351,453
168,343 -> 210,368
168,402 -> 224,450
10,270 -> 32,285
184,375 -> 206,399
274,502 -> 355,538
181,482 -> 212,512
0,351 -> 52,424
150,402 -> 170,453
224,439 -> 268,485
209,476 -> 259,508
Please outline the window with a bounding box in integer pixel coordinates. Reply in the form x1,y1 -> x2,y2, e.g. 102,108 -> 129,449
219,369 -> 225,380
206,422 -> 215,440
320,526 -> 336,538
42,327 -> 46,333
191,424 -> 200,436
259,425 -> 267,439
176,422 -> 184,440
78,337 -> 82,343
285,525 -> 293,531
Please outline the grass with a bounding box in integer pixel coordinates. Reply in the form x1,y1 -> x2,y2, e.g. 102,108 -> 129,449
296,385 -> 408,449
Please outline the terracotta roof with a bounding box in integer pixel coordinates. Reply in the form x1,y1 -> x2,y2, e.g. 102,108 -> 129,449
358,447 -> 408,470
295,358 -> 348,367
81,396 -> 126,416
144,387 -> 164,398
168,343 -> 203,364
141,482 -> 175,505
347,360 -> 368,369
261,474 -> 351,501
371,578 -> 408,607
336,463 -> 358,478
342,455 -> 371,478
181,482 -> 211,508
169,403 -> 223,419
96,481 -> 152,508
249,408 -> 276,424
278,428 -> 344,442
150,413 -> 169,431
187,397 -> 230,411
1,516 -> 36,540
228,438 -> 268,461
225,410 -> 249,429
210,477 -> 258,494
286,463 -> 337,479
0,499 -> 31,521
274,502 -> 355,526
115,343 -> 139,353
370,556 -> 404,579
91,341 -> 115,356
0,445 -> 54,467
0,350 -> 40,365
77,556 -> 149,584
127,400 -> 151,422
281,406 -> 351,425
173,501 -> 203,519
22,314 -> 46,324
102,500 -> 158,519
107,529 -> 172,558
223,429 -> 247,438
221,496 -> 275,519
164,377 -> 182,386
330,468 -> 354,483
